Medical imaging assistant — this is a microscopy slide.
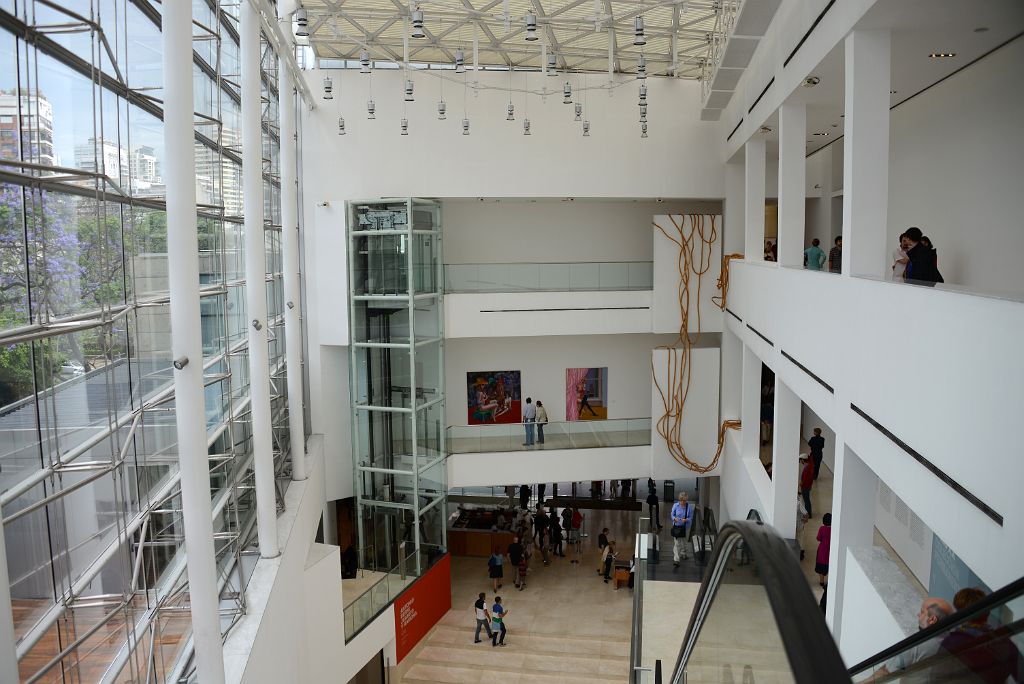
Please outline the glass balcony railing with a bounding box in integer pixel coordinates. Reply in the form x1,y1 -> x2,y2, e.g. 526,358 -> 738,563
444,261 -> 654,293
446,417 -> 651,454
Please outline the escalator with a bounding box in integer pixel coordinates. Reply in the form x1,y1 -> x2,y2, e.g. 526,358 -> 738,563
664,520 -> 1023,683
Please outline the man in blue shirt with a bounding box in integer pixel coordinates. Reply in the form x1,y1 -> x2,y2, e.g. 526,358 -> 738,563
670,492 -> 692,565
803,239 -> 826,270
522,397 -> 536,446
491,597 -> 508,646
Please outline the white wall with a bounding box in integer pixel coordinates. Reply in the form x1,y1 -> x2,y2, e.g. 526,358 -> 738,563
449,445 -> 652,488
838,548 -> 916,667
300,544 -> 345,683
444,333 -> 676,426
887,37 -> 1024,295
800,403 -> 836,473
652,216 -> 724,335
874,480 -> 933,590
650,347 -> 722,477
442,199 -> 722,264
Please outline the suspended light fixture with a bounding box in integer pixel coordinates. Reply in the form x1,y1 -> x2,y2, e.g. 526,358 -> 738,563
367,100 -> 376,119
563,81 -> 572,104
404,79 -> 415,101
574,102 -> 582,121
507,102 -> 515,121
322,76 -> 333,100
338,116 -> 346,135
639,103 -> 647,123
547,52 -> 557,74
401,118 -> 409,135
462,118 -> 470,135
437,99 -> 447,120
523,118 -> 531,135
455,48 -> 466,73
360,49 -> 371,74
641,122 -> 648,138
638,83 -> 647,105
582,120 -> 590,137
411,8 -> 425,39
634,16 -> 646,46
525,13 -> 538,41
637,53 -> 647,79
294,8 -> 309,37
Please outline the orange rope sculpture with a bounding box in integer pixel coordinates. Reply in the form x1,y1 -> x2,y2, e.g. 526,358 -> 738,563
651,214 -> 741,474
712,253 -> 745,311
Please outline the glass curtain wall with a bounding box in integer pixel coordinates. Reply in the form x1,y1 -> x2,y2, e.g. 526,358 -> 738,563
0,1 -> 299,681
348,199 -> 446,576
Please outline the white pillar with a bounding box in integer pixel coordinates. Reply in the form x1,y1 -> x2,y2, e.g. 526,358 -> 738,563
744,138 -> 766,261
777,102 -> 806,268
841,30 -> 891,278
817,145 -> 834,248
162,3 -> 226,681
740,345 -> 762,459
770,380 -> 799,538
0,525 -> 19,683
825,443 -> 878,634
724,160 -> 745,255
277,5 -> 307,482
242,0 -> 280,558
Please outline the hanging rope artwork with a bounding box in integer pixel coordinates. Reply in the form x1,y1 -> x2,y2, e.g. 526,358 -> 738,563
651,214 -> 741,474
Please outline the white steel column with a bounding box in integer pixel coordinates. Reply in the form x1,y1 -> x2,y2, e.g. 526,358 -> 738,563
769,380 -> 800,538
841,30 -> 891,278
724,160 -> 745,255
816,145 -> 834,247
242,0 -> 280,558
278,4 -> 306,482
777,102 -> 806,268
0,525 -> 19,682
740,345 -> 762,459
162,3 -> 226,681
743,138 -> 766,261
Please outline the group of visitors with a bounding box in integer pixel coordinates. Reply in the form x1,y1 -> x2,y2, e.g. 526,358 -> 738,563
521,397 -> 549,446
488,503 -> 584,593
892,227 -> 944,285
803,236 -> 843,273
473,592 -> 508,647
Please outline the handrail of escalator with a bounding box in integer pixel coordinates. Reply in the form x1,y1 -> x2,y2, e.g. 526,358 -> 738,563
746,508 -> 762,522
669,520 -> 850,684
846,574 -> 1024,679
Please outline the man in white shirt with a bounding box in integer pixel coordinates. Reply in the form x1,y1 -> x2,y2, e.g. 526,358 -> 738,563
864,597 -> 954,682
473,592 -> 493,643
522,397 -> 537,446
892,233 -> 911,281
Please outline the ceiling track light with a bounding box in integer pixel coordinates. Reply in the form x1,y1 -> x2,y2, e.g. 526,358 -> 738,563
338,116 -> 346,135
582,120 -> 590,137
574,103 -> 582,121
563,82 -> 572,104
507,102 -> 515,121
759,125 -> 772,133
525,13 -> 538,41
633,16 -> 646,46
523,118 -> 531,135
547,52 -> 557,74
360,49 -> 371,73
411,8 -> 425,38
462,118 -> 470,135
367,100 -> 376,119
404,79 -> 414,101
929,52 -> 956,58
401,118 -> 409,135
641,122 -> 648,138
294,8 -> 309,37
637,54 -> 647,79
322,76 -> 333,100
802,76 -> 820,87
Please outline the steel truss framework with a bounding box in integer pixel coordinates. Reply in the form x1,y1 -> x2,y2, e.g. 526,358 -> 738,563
302,0 -> 731,79
0,1 -> 304,681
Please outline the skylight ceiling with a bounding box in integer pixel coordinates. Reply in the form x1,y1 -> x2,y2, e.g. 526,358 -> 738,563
301,0 -> 721,78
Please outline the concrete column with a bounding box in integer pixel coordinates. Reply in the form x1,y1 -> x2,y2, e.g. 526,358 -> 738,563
817,145 -> 834,249
724,160 -> 745,255
740,345 -> 762,459
770,380 -> 800,538
242,0 -> 280,558
777,102 -> 806,268
841,30 -> 891,278
744,139 -> 766,261
162,2 -> 226,681
720,326 -> 743,420
826,443 -> 878,636
277,2 -> 307,482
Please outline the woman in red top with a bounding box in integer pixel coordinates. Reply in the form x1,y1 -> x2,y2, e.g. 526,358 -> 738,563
815,513 -> 832,588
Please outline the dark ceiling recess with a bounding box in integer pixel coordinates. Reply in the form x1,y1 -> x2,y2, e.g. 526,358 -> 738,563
783,0 -> 837,68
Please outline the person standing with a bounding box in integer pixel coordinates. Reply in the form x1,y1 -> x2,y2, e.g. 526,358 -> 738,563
522,397 -> 537,446
804,238 -> 826,271
518,484 -> 530,510
800,455 -> 815,518
534,506 -> 548,547
490,596 -> 508,647
507,536 -> 524,588
828,236 -> 842,274
815,513 -> 832,588
808,428 -> 826,480
596,527 -> 610,574
891,233 -> 910,282
646,487 -> 662,530
516,553 -> 528,591
474,592 -> 493,643
670,493 -> 692,566
487,547 -> 504,591
602,540 -> 617,583
903,227 -> 944,286
550,514 -> 564,557
535,400 -> 548,445
537,483 -> 546,504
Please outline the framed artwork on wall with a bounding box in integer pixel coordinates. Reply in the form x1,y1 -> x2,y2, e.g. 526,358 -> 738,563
566,367 -> 608,421
466,370 -> 522,424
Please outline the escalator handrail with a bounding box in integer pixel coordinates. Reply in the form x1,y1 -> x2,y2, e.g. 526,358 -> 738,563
671,520 -> 850,684
847,573 -> 1024,677
746,508 -> 763,522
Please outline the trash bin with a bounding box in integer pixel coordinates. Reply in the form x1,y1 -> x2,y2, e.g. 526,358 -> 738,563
663,479 -> 675,504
